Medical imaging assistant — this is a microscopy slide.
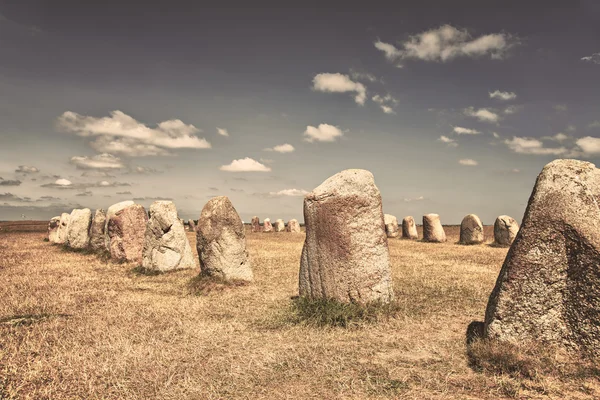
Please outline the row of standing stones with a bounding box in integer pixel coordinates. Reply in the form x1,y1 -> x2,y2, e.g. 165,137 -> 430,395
46,158 -> 600,358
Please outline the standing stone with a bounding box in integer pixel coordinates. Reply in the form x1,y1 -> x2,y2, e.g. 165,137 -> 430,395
402,216 -> 418,240
263,218 -> 273,233
105,200 -> 135,251
89,209 -> 107,252
485,159 -> 600,357
384,214 -> 399,238
422,214 -> 446,243
251,216 -> 261,233
66,208 -> 92,249
48,216 -> 60,243
299,169 -> 394,304
493,215 -> 519,247
56,212 -> 71,244
459,214 -> 484,245
273,219 -> 285,232
107,203 -> 148,263
286,219 -> 301,233
143,201 -> 195,272
196,196 -> 253,281
188,219 -> 196,232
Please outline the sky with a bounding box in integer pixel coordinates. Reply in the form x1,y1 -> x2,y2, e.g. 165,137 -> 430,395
0,0 -> 599,224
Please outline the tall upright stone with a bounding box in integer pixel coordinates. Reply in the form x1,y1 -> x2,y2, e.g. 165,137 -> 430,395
263,218 -> 273,233
66,208 -> 92,249
56,212 -> 71,244
273,219 -> 285,232
384,214 -> 399,238
188,219 -> 196,232
493,215 -> 519,247
286,218 -> 301,233
196,196 -> 253,281
143,201 -> 195,272
251,216 -> 261,233
422,214 -> 446,243
299,169 -> 394,304
107,203 -> 147,263
89,209 -> 107,252
485,159 -> 600,357
459,214 -> 484,245
105,200 -> 135,251
402,216 -> 418,240
48,216 -> 60,243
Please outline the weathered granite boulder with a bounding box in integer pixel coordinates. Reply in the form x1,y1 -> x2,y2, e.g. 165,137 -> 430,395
299,169 -> 394,304
384,214 -> 399,238
104,200 -> 135,251
196,196 -> 253,281
107,203 -> 147,263
56,212 -> 71,244
251,216 -> 261,233
89,209 -> 106,252
142,201 -> 195,272
286,218 -> 301,233
273,219 -> 285,232
48,216 -> 60,243
485,159 -> 600,357
459,214 -> 484,245
402,216 -> 418,240
66,208 -> 92,249
263,218 -> 273,233
422,214 -> 446,243
493,215 -> 519,247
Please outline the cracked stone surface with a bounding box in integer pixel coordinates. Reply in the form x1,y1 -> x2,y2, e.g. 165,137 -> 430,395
459,214 -> 484,245
493,215 -> 519,246
89,209 -> 106,252
142,201 -> 195,272
402,216 -> 418,240
66,208 -> 92,249
107,203 -> 147,263
196,196 -> 253,281
485,159 -> 600,358
423,214 -> 446,243
299,169 -> 394,304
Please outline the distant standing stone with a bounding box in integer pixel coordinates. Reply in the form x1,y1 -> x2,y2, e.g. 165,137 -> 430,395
48,216 -> 60,243
66,208 -> 92,249
459,214 -> 484,245
188,219 -> 196,232
422,214 -> 446,243
251,216 -> 261,232
402,216 -> 418,240
273,219 -> 285,232
493,215 -> 519,246
286,219 -> 301,233
485,159 -> 600,357
89,209 -> 106,252
384,214 -> 399,238
299,169 -> 394,304
263,218 -> 273,233
56,212 -> 71,244
107,203 -> 148,263
143,201 -> 195,272
196,196 -> 253,281
105,200 -> 135,251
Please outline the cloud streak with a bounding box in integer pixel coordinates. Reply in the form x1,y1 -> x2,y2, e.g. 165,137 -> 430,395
312,73 -> 366,105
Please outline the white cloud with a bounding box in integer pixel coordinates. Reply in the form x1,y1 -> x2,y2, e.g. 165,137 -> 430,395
269,189 -> 308,197
312,73 -> 366,105
220,157 -> 271,172
264,143 -> 295,153
15,165 -> 39,174
350,70 -> 379,82
381,105 -> 395,114
504,136 -> 567,155
55,178 -> 72,186
372,94 -> 398,114
464,107 -> 500,123
581,53 -> 600,64
57,110 -> 211,157
546,133 -> 569,142
489,90 -> 517,101
459,159 -> 478,166
503,105 -> 522,115
70,153 -> 125,170
403,196 -> 425,202
303,124 -> 344,143
438,135 -> 458,147
375,25 -> 518,66
217,127 -> 229,137
576,137 -> 600,155
492,132 -> 500,139
453,126 -> 480,135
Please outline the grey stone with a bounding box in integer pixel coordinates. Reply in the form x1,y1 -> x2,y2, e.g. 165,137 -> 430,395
66,208 -> 92,249
402,216 -> 418,240
89,209 -> 106,252
107,203 -> 147,263
422,214 -> 446,243
493,215 -> 519,247
459,214 -> 484,245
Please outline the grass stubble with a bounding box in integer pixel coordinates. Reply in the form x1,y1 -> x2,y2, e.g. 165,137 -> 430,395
0,225 -> 598,399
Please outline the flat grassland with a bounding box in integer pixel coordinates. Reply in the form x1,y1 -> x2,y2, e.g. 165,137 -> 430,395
1,226 -> 598,399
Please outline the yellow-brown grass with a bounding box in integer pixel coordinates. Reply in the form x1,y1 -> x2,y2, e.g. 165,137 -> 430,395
0,226 -> 598,399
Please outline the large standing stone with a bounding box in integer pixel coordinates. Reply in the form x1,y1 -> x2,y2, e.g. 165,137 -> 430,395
251,216 -> 261,233
143,201 -> 195,272
299,169 -> 394,304
105,201 -> 135,251
273,219 -> 285,232
48,216 -> 61,243
188,219 -> 196,232
89,209 -> 106,252
56,212 -> 71,244
196,196 -> 253,281
384,214 -> 399,238
459,214 -> 484,245
107,203 -> 148,263
66,208 -> 92,249
286,219 -> 301,233
422,214 -> 446,243
484,159 -> 600,357
402,216 -> 418,240
263,218 -> 273,233
493,215 -> 519,247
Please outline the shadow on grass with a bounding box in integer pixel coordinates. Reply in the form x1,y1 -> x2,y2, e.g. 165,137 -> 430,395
186,273 -> 249,296
130,266 -> 163,276
0,313 -> 71,327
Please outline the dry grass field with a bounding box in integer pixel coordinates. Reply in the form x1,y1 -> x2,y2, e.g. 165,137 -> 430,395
1,225 -> 599,399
